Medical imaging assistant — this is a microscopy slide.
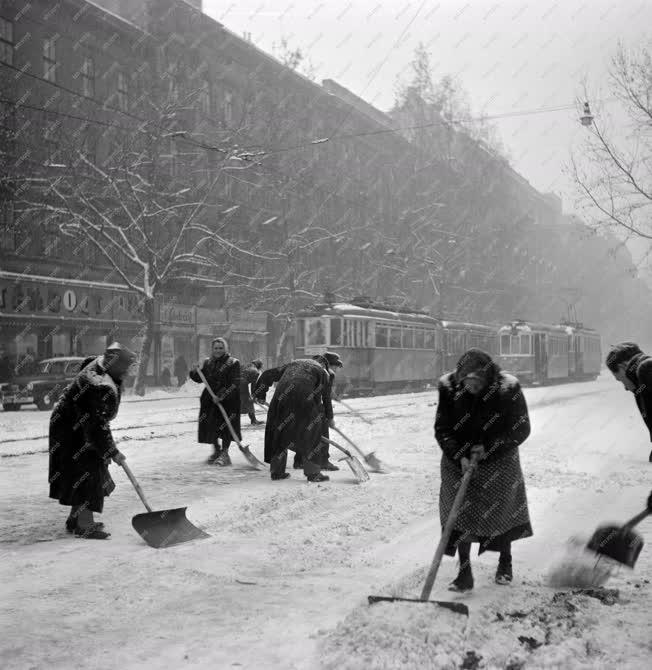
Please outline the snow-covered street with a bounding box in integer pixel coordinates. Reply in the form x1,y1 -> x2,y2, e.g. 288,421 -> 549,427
1,375 -> 651,670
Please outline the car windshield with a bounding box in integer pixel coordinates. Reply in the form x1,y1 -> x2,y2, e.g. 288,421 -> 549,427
37,360 -> 68,375
37,361 -> 50,374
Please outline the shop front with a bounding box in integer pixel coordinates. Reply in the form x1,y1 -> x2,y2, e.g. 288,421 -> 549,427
0,271 -> 148,374
157,302 -> 197,384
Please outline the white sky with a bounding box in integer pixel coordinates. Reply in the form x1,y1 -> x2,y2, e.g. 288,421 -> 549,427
203,0 -> 652,219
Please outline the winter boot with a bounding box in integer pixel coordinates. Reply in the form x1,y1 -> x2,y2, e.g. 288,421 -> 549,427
206,446 -> 220,465
66,517 -> 104,533
495,557 -> 513,585
271,472 -> 291,481
448,566 -> 474,592
293,455 -> 304,470
74,523 -> 111,540
322,460 -> 340,471
214,449 -> 232,467
306,473 -> 329,483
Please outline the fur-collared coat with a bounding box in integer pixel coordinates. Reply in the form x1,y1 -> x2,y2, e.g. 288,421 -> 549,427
624,352 -> 652,441
434,365 -> 533,554
48,357 -> 122,513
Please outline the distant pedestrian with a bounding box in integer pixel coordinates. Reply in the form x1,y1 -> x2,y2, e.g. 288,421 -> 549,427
174,355 -> 189,387
189,338 -> 241,466
434,348 -> 532,591
160,367 -> 171,387
48,343 -> 135,540
606,342 -> 652,462
240,359 -> 264,425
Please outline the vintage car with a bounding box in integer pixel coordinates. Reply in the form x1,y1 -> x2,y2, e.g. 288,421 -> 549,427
1,356 -> 86,411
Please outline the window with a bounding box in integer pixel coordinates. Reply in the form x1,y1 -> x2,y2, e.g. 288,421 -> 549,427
520,335 -> 531,355
330,318 -> 342,346
306,318 -> 327,346
425,329 -> 436,350
223,91 -> 233,125
376,324 -> 388,348
43,37 -> 57,82
296,319 -> 305,347
0,199 -> 15,250
500,334 -> 510,355
0,17 -> 13,65
199,80 -> 211,116
403,327 -> 415,349
117,72 -> 128,111
389,327 -> 401,348
65,361 -> 82,374
415,329 -> 425,349
81,58 -> 94,97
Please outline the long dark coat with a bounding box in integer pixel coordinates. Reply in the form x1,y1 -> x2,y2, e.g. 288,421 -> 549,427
254,359 -> 332,464
434,364 -> 532,555
624,353 -> 652,441
189,354 -> 241,444
239,364 -> 261,415
48,357 -> 122,513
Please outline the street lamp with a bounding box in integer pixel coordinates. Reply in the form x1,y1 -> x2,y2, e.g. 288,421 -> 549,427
579,101 -> 594,127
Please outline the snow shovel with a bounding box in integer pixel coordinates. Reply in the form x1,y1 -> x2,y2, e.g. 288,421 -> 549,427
321,436 -> 370,483
121,462 -> 210,549
331,425 -> 387,473
367,453 -> 481,616
196,367 -> 266,470
585,507 -> 650,569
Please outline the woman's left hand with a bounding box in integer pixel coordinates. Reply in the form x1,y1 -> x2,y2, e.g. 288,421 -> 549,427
328,418 -> 335,429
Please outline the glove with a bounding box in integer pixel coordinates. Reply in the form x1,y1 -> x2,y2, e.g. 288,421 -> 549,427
112,450 -> 126,465
460,457 -> 471,474
470,444 -> 486,461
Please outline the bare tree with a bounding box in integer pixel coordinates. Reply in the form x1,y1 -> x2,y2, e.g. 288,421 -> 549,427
571,42 -> 652,247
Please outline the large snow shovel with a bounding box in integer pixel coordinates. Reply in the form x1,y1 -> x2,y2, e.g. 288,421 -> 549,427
121,462 -> 210,549
196,367 -> 266,470
331,425 -> 387,473
367,453 -> 480,616
321,436 -> 370,483
586,507 -> 650,569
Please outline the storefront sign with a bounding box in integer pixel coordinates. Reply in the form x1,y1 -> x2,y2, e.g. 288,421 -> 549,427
0,278 -> 144,323
160,303 -> 195,328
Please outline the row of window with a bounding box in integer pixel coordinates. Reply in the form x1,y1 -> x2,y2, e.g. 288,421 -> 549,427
0,17 -> 234,122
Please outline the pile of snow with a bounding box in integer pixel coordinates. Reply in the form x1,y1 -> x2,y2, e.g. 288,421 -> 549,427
545,536 -> 615,589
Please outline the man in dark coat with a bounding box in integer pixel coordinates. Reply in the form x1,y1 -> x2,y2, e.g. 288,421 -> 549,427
293,353 -> 343,472
48,343 -> 135,539
189,337 -> 241,466
240,359 -> 264,425
253,354 -> 336,482
606,342 -> 652,462
434,348 -> 532,591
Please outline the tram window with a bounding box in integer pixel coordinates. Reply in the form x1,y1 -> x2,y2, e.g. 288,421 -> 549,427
331,319 -> 342,346
500,334 -> 510,355
425,329 -> 436,350
296,319 -> 305,347
520,335 -> 531,355
376,325 -> 388,348
415,329 -> 425,349
403,328 -> 415,349
389,327 -> 401,348
306,318 -> 327,345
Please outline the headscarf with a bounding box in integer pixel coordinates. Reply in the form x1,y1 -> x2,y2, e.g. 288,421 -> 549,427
605,342 -> 642,372
211,337 -> 229,354
455,348 -> 499,385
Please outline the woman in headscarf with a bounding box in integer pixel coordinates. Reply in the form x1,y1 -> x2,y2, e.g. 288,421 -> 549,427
434,348 -> 532,591
189,337 -> 241,466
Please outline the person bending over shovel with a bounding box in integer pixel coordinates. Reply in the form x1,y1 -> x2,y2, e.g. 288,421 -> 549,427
253,355 -> 335,482
189,337 -> 241,466
434,348 -> 533,591
605,342 -> 652,463
48,343 -> 135,539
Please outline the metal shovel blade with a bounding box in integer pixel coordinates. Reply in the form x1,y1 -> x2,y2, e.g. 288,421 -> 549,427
239,444 -> 266,470
586,524 -> 645,569
368,595 -> 469,616
364,451 -> 387,473
132,507 -> 210,549
340,454 -> 370,483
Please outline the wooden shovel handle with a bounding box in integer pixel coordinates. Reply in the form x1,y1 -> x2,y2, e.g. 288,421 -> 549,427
321,436 -> 353,459
331,426 -> 368,460
623,508 -> 651,530
420,453 -> 480,601
196,367 -> 245,449
120,461 -> 153,513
